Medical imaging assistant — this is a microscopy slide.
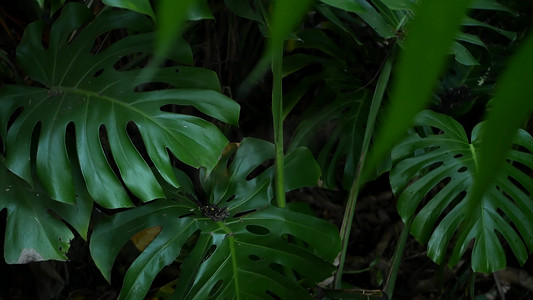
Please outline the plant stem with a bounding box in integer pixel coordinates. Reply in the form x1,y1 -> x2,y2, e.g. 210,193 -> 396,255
384,216 -> 413,299
272,40 -> 286,208
335,53 -> 394,288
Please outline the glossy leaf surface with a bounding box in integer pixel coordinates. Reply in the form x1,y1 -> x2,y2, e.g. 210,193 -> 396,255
0,3 -> 239,208
90,138 -> 339,299
174,206 -> 339,299
390,110 -> 533,273
0,158 -> 92,263
469,31 -> 533,231
364,0 -> 473,181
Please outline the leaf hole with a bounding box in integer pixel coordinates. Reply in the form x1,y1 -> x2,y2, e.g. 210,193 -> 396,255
176,230 -> 200,262
112,51 -> 146,71
419,161 -> 443,174
29,122 -> 42,164
413,177 -> 452,216
282,233 -> 310,248
203,245 -> 217,262
268,262 -> 285,275
225,195 -> 236,203
508,176 -> 530,196
233,209 -> 256,218
430,126 -> 444,135
126,121 -> 151,163
415,125 -> 443,138
226,149 -> 236,169
454,153 -> 464,159
208,279 -> 224,297
91,29 -> 126,54
457,166 -> 468,173
265,290 -> 282,300
428,161 -> 443,170
510,160 -> 533,179
6,106 -> 24,131
449,190 -> 467,208
179,212 -> 196,219
133,82 -> 171,93
98,125 -> 122,179
93,69 -> 104,77
245,225 -> 270,236
249,254 -> 262,262
246,159 -> 275,181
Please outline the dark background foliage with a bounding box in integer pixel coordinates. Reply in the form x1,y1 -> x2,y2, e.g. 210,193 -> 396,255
1,0 -> 533,299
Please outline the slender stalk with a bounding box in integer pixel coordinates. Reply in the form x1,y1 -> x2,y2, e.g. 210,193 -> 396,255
384,217 -> 413,299
271,40 -> 286,208
335,53 -> 394,288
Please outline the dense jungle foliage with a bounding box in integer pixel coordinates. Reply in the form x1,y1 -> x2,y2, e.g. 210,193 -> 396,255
1,0 -> 533,299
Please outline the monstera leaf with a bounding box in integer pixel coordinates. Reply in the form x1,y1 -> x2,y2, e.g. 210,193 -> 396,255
0,154 -> 92,263
290,89 -> 372,190
348,0 -> 516,65
285,28 -> 388,190
0,3 -> 239,208
390,110 -> 533,273
90,138 -> 340,299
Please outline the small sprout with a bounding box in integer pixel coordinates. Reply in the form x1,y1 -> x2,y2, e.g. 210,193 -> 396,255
200,204 -> 229,221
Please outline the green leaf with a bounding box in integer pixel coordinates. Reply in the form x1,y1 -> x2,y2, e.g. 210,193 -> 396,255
48,141 -> 94,240
90,138 -> 337,299
154,0 -> 214,57
296,29 -> 350,60
90,199 -> 198,287
363,0 -> 474,181
379,0 -> 415,10
283,23 -> 374,190
290,92 -> 371,189
352,0 -> 396,38
35,0 -> 66,15
462,16 -> 516,41
186,0 -> 214,20
319,0 -> 365,13
450,42 -> 480,66
471,0 -> 518,15
284,146 -> 323,190
103,0 -> 155,19
315,4 -> 362,45
0,159 -> 92,263
174,206 -> 339,299
390,110 -> 533,273
469,31 -> 533,234
202,138 -> 322,212
0,3 -> 239,208
152,0 -> 200,67
270,0 -> 314,47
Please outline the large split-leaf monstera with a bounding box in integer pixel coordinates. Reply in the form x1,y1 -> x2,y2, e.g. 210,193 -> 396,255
390,110 -> 533,273
0,3 -> 239,208
90,138 -> 341,299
